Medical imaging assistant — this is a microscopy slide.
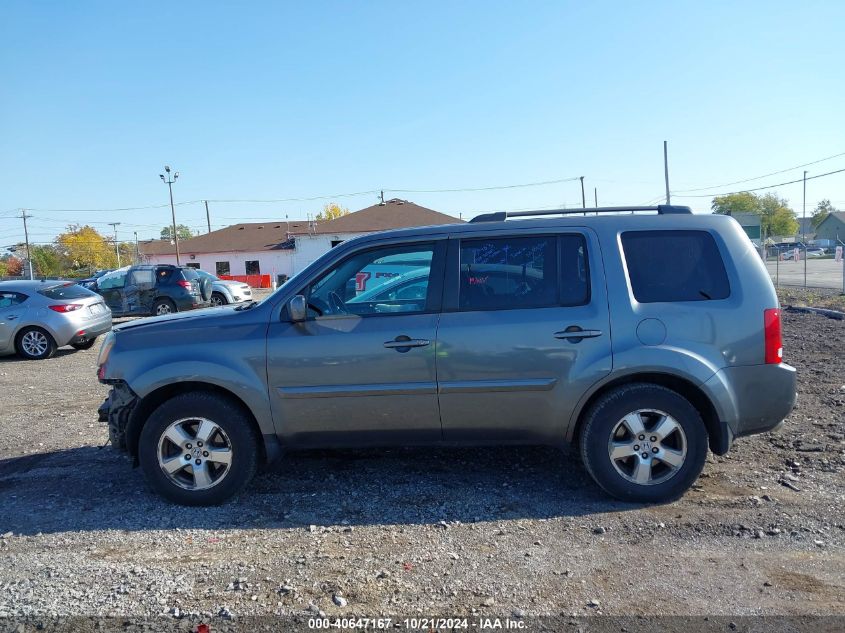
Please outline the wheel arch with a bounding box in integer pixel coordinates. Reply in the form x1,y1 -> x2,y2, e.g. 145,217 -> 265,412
125,381 -> 279,464
568,372 -> 730,455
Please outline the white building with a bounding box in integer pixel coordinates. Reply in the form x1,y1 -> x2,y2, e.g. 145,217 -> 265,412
139,199 -> 462,284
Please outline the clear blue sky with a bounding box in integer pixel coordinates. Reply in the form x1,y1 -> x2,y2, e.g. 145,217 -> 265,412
2,1 -> 844,247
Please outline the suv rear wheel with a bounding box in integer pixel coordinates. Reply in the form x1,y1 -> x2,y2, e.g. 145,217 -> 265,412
138,392 -> 260,505
153,298 -> 176,315
579,383 -> 708,503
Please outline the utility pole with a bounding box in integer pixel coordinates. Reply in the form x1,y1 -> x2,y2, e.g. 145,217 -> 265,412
803,170 -> 807,287
108,222 -> 121,267
160,166 -> 181,265
663,141 -> 671,204
21,209 -> 33,280
204,200 -> 211,233
594,187 -> 598,215
579,177 -> 586,210
134,231 -> 139,264
379,190 -> 385,204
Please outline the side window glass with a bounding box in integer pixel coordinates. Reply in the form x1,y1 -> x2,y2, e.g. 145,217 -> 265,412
130,269 -> 155,286
621,230 -> 730,302
0,292 -> 25,309
459,236 -> 557,311
97,268 -> 128,290
304,245 -> 435,317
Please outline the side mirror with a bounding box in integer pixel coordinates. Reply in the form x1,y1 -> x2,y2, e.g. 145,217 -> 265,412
288,295 -> 307,322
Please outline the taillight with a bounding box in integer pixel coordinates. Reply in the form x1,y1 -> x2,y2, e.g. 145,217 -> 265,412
764,308 -> 782,364
177,280 -> 192,289
49,304 -> 83,313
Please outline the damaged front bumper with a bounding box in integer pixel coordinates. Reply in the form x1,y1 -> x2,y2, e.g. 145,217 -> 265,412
98,381 -> 138,452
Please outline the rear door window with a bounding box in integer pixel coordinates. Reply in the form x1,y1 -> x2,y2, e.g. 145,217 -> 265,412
621,230 -> 730,303
459,235 -> 558,311
0,292 -> 27,308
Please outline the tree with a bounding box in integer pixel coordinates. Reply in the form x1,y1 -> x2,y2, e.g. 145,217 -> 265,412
711,192 -> 758,216
711,191 -> 798,237
160,224 -> 194,241
316,202 -> 350,221
811,199 -> 837,229
57,225 -> 115,272
0,259 -> 7,277
30,245 -> 64,277
2,255 -> 23,276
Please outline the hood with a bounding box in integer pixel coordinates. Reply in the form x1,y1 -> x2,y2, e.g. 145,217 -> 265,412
213,279 -> 250,289
114,305 -> 240,332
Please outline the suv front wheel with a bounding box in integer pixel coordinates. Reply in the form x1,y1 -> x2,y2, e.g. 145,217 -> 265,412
579,383 -> 708,503
138,392 -> 260,505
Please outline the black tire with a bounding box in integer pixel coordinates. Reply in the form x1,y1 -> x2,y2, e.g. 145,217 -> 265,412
579,383 -> 708,503
200,277 -> 213,302
15,327 -> 57,360
71,337 -> 97,351
152,298 -> 177,316
210,291 -> 227,307
138,392 -> 260,506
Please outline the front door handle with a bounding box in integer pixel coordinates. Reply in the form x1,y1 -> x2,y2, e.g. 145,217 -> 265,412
384,336 -> 431,352
554,327 -> 603,342
7,316 -> 17,320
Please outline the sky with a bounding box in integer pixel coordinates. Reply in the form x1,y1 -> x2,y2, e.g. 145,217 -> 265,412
2,1 -> 845,248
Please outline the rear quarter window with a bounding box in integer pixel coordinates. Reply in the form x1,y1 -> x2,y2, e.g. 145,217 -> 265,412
38,284 -> 96,300
621,230 -> 730,303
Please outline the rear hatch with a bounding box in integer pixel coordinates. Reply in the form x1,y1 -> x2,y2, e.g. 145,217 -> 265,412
38,282 -> 110,319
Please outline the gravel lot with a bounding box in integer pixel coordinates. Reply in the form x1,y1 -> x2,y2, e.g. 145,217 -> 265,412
0,307 -> 843,625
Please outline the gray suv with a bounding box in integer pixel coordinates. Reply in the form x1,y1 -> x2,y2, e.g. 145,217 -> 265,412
97,205 -> 796,505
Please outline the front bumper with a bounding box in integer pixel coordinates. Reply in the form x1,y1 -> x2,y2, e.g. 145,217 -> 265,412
98,381 -> 138,452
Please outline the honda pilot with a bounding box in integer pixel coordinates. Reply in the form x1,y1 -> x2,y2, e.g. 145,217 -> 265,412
97,205 -> 796,505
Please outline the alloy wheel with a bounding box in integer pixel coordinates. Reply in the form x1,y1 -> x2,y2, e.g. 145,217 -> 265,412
21,330 -> 49,357
157,417 -> 233,490
607,409 -> 687,486
156,303 -> 172,315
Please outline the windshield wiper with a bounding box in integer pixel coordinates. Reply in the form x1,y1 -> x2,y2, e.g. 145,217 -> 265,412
234,301 -> 258,311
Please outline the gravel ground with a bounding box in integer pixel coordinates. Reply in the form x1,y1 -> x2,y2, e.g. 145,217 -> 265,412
0,307 -> 843,624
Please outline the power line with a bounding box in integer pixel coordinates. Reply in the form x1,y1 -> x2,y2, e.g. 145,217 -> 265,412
672,150 -> 845,193
672,166 -> 845,198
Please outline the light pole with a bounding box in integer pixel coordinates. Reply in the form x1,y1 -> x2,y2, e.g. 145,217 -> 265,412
107,222 -> 121,267
802,170 -> 807,288
160,166 -> 181,265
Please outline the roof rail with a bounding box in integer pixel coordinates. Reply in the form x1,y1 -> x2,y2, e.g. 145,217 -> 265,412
469,204 -> 693,223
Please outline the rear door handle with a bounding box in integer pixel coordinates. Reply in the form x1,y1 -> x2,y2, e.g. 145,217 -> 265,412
384,336 -> 431,352
554,328 -> 602,341
7,316 -> 17,320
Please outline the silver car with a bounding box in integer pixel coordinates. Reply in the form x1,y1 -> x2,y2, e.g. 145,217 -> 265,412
193,270 -> 252,306
0,280 -> 112,360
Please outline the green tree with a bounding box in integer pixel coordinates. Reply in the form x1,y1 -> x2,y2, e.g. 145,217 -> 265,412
811,199 -> 837,229
0,259 -> 7,277
711,191 -> 798,237
30,245 -> 64,277
316,202 -> 350,221
711,192 -> 759,215
160,224 -> 194,241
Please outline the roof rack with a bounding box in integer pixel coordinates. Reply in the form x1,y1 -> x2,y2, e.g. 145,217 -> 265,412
469,204 -> 693,223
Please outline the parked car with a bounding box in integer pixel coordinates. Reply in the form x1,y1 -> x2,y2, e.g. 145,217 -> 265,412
193,269 -> 252,306
0,280 -> 112,360
806,248 -> 825,258
98,205 -> 796,506
95,265 -> 212,316
77,269 -> 112,289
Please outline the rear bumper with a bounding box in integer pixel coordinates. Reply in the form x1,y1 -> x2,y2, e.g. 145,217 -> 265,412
174,295 -> 210,311
704,362 -> 797,441
70,319 -> 112,344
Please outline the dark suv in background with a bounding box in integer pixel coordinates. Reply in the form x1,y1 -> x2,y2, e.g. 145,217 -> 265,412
95,265 -> 212,316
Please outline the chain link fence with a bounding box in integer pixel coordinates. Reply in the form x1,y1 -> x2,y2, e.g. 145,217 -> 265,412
762,241 -> 845,291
